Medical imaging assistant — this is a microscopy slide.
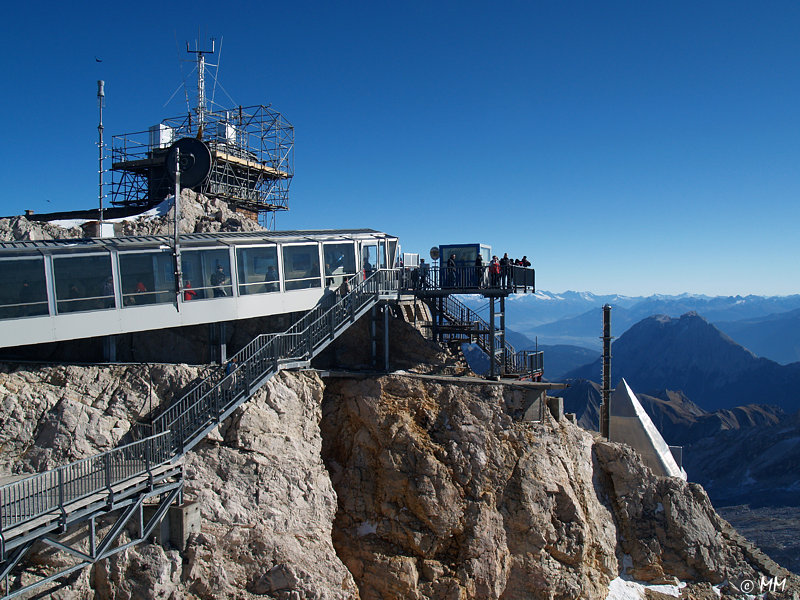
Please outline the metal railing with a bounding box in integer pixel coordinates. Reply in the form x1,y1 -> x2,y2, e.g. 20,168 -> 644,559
137,269 -> 400,455
405,265 -> 534,293
0,431 -> 172,532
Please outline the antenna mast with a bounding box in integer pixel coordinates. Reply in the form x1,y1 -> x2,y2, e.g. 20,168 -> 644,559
186,37 -> 216,136
97,80 -> 105,227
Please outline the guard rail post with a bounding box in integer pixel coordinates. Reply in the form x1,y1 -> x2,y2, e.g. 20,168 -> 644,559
58,467 -> 66,533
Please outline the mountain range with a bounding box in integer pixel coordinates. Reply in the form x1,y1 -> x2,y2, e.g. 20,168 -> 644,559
563,312 -> 800,412
490,291 -> 800,362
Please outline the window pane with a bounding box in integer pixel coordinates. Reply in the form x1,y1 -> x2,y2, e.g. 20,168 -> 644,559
361,244 -> 377,276
282,245 -> 320,291
54,254 -> 114,313
119,251 -> 176,306
181,249 -> 232,300
441,245 -> 478,266
0,257 -> 48,319
236,246 -> 279,295
386,239 -> 398,268
323,242 -> 355,287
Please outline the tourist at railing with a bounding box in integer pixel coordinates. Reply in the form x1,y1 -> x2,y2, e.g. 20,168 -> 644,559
211,265 -> 228,297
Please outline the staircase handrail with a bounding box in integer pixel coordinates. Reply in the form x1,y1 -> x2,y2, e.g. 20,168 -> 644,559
0,431 -> 172,533
438,295 -> 542,375
138,269 -> 398,455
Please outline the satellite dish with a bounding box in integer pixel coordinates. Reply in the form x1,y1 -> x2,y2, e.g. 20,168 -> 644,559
166,138 -> 212,188
429,247 -> 440,261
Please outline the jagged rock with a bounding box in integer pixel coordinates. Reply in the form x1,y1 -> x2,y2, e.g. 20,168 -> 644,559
0,215 -> 83,242
114,190 -> 265,237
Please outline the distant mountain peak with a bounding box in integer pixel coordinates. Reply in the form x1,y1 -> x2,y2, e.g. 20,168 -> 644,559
562,311 -> 800,412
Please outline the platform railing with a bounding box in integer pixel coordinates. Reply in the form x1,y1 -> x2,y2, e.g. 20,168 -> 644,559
0,431 -> 172,532
137,269 -> 399,455
406,265 -> 534,293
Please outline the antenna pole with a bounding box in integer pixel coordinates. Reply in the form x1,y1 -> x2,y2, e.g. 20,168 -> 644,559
186,37 -> 215,136
97,80 -> 105,230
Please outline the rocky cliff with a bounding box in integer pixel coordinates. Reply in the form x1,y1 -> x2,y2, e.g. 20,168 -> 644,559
2,346 -> 797,598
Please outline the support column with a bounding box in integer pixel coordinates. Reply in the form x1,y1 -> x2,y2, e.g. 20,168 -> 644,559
370,305 -> 378,368
601,304 -> 613,439
489,297 -> 496,378
499,296 -> 506,376
209,322 -> 227,364
384,304 -> 390,371
103,335 -> 117,362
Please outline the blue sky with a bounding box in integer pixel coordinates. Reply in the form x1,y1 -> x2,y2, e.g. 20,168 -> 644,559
1,1 -> 799,296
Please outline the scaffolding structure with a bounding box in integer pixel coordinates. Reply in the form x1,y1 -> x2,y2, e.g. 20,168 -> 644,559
111,105 -> 293,227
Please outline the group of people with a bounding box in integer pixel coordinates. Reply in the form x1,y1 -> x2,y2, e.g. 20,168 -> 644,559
439,252 -> 531,289
182,264 -> 230,301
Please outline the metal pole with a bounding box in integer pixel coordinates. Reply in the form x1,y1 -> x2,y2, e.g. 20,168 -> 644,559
489,297 -> 496,378
174,149 -> 183,309
601,304 -> 613,439
384,304 -> 389,371
97,80 -> 105,230
499,296 -> 506,376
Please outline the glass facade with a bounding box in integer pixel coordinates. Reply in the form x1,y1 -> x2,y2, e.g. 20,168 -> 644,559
119,251 -> 176,306
0,257 -> 49,319
54,254 -> 114,313
323,242 -> 355,287
181,249 -> 233,300
282,245 -> 321,291
236,246 -> 280,295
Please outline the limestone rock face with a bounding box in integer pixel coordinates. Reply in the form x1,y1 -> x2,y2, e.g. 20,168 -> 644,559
320,374 -> 799,600
177,371 -> 356,600
0,365 -> 355,599
0,191 -> 261,243
321,375 -> 619,600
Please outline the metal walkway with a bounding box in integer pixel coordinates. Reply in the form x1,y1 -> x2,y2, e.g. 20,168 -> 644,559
0,269 -> 399,598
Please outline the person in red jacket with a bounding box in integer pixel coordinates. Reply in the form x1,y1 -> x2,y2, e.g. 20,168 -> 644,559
183,279 -> 198,301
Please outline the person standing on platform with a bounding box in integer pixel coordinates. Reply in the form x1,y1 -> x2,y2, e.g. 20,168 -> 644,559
490,256 -> 500,287
211,265 -> 228,297
499,253 -> 509,288
183,279 -> 198,301
419,259 -> 429,289
474,255 -> 484,288
447,254 -> 457,288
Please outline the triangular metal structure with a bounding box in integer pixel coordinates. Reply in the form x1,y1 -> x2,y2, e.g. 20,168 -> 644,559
609,378 -> 687,480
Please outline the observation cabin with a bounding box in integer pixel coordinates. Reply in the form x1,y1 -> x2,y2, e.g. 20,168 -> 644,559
0,230 -> 398,350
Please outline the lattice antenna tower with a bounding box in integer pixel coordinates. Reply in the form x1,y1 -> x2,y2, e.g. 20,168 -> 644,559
110,38 -> 294,228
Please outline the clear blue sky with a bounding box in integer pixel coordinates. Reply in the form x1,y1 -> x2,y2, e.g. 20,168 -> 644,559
2,1 -> 799,296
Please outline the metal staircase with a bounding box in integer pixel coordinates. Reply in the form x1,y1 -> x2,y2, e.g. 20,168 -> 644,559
0,269 -> 399,599
428,294 -> 543,378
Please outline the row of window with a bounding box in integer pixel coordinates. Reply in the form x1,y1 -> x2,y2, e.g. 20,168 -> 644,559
0,241 -> 374,319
